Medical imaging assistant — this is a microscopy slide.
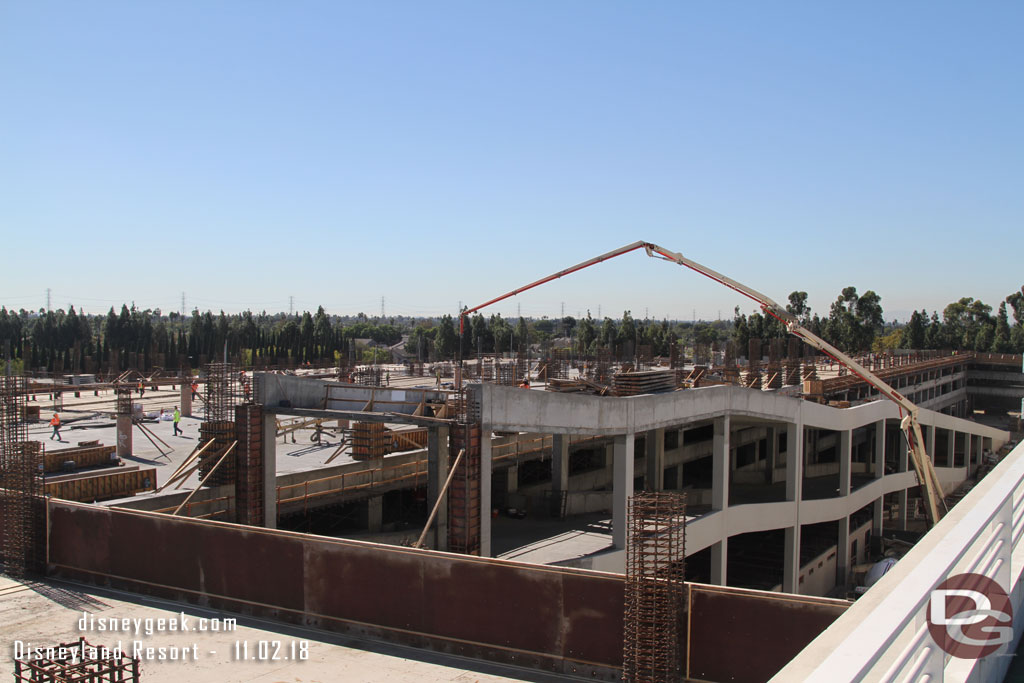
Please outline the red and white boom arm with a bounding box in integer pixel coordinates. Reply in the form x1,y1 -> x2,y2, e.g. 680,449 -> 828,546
461,240 -> 946,525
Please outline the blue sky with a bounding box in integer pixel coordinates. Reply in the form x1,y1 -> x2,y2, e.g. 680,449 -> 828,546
2,2 -> 1021,323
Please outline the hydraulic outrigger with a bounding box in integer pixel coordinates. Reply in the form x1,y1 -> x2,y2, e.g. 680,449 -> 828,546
460,240 -> 947,526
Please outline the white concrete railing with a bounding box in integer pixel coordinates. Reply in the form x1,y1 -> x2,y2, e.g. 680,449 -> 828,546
772,439 -> 1024,683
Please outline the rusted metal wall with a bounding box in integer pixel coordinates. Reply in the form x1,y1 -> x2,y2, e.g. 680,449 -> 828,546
684,584 -> 849,682
46,501 -> 624,677
44,501 -> 849,681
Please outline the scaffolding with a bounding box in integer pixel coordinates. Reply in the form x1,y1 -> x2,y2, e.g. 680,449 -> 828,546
623,491 -> 686,683
0,375 -> 44,578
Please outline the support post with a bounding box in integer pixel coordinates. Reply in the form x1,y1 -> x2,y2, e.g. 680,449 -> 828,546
427,425 -> 450,552
711,539 -> 728,586
180,383 -> 192,418
645,427 -> 665,491
783,526 -> 800,593
480,423 -> 492,557
116,415 -> 133,458
552,433 -> 569,494
713,416 -> 730,511
839,429 -> 852,497
262,413 -> 277,529
367,496 -> 383,533
612,432 -> 635,550
837,515 -> 851,590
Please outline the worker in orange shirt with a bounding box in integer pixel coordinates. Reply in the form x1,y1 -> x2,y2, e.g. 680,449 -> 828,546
519,377 -> 531,390
50,413 -> 61,441
138,380 -> 145,398
190,381 -> 198,400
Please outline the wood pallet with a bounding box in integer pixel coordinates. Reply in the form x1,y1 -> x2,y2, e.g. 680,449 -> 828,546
46,466 -> 156,502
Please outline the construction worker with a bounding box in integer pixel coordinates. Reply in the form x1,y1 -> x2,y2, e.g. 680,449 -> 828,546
190,380 -> 198,400
50,413 -> 61,440
138,380 -> 145,398
173,406 -> 182,436
386,370 -> 390,386
520,377 -> 531,390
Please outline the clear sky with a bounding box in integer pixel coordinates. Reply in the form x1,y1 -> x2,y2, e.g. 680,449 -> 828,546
2,2 -> 1022,323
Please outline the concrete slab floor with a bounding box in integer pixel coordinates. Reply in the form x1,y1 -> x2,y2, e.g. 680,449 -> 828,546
24,387 -> 427,499
493,513 -> 613,566
0,576 -> 565,682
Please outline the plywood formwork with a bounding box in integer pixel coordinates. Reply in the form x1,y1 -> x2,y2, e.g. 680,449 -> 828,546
448,423 -> 481,555
45,467 -> 156,502
42,444 -> 117,473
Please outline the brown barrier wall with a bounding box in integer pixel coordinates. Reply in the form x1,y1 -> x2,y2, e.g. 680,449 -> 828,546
46,501 -> 624,675
684,584 -> 850,682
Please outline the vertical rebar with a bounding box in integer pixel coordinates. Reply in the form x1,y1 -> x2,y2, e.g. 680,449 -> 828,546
623,491 -> 686,683
0,376 -> 43,578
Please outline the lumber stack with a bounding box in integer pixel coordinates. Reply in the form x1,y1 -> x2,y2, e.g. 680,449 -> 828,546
546,378 -> 586,393
611,370 -> 677,396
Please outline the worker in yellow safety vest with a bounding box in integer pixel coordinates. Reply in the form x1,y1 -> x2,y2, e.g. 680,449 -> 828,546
50,413 -> 61,441
173,406 -> 182,436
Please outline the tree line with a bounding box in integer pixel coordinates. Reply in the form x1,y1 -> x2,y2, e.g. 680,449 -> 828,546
1,284 -> 1022,375
732,285 -> 1024,355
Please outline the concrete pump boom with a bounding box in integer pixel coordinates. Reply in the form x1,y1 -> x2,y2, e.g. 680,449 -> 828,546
460,240 -> 947,526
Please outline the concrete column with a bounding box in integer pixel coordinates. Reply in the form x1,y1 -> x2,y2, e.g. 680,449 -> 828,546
645,428 -> 665,491
925,424 -> 935,464
765,427 -> 779,484
785,417 -> 803,502
839,429 -> 852,497
947,429 -> 955,469
711,539 -> 727,586
676,429 -> 686,489
367,496 -> 383,533
874,420 -> 886,480
180,383 -> 192,417
262,413 -> 277,529
480,423 -> 492,558
712,416 -> 730,511
837,515 -> 851,590
552,434 -> 570,494
612,432 -> 635,550
783,525 -> 800,593
506,464 -> 518,494
116,415 -> 133,458
427,425 -> 450,552
966,436 -> 974,479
